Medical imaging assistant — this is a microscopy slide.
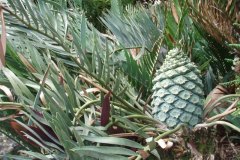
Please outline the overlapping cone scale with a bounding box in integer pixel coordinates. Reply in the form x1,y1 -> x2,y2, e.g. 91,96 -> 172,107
151,48 -> 204,128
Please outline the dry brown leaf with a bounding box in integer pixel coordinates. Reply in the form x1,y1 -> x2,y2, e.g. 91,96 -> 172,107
187,142 -> 203,159
157,139 -> 167,149
204,85 -> 232,117
190,1 -> 237,44
0,114 -> 18,121
226,0 -> 233,12
130,48 -> 140,58
165,141 -> 174,149
79,75 -> 108,93
171,3 -> 179,24
0,7 -> 6,68
167,33 -> 176,44
204,85 -> 229,109
137,150 -> 150,159
18,54 -> 37,73
58,73 -> 64,85
79,88 -> 100,95
0,85 -> 13,101
40,92 -> 47,106
0,105 -> 22,110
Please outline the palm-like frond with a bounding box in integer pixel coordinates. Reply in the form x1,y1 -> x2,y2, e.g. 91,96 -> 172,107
0,1 -> 164,159
102,4 -> 164,51
2,0 -> 240,159
2,0 -> 128,101
4,0 -> 69,49
1,41 -> 158,159
101,4 -> 165,94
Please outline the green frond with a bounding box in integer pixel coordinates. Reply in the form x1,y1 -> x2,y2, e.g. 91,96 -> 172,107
101,4 -> 165,95
102,4 -> 164,51
3,0 -> 239,159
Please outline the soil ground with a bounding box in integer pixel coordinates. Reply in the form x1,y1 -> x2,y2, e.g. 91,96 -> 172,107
0,133 -> 16,155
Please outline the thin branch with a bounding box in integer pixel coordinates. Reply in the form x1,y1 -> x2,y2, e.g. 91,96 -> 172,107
73,99 -> 101,124
204,94 -> 240,117
0,102 -> 24,107
194,121 -> 240,133
79,75 -> 109,93
111,132 -> 157,138
123,115 -> 161,124
206,98 -> 239,122
154,124 -> 185,141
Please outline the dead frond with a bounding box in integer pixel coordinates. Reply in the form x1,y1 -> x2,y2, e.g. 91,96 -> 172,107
188,0 -> 238,45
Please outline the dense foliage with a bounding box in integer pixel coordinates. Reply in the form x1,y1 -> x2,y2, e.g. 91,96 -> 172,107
0,0 -> 240,159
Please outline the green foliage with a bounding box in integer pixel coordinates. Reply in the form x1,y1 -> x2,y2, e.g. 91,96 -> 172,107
81,0 -> 111,32
0,0 -> 160,159
1,0 -> 240,159
102,4 -> 165,95
165,0 -> 235,94
78,0 -> 134,31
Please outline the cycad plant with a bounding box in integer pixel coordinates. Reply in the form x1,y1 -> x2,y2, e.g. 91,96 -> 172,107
0,0 -> 240,159
0,0 -> 164,159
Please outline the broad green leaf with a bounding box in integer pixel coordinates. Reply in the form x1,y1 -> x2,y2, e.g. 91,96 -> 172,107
111,0 -> 123,17
151,149 -> 161,160
113,115 -> 149,138
2,67 -> 34,100
19,151 -> 50,160
74,121 -> 108,137
72,146 -> 138,156
24,0 -> 39,28
72,148 -> 129,160
0,155 -> 32,160
72,129 -> 84,146
81,136 -> 144,149
54,126 -> 80,160
15,0 -> 31,24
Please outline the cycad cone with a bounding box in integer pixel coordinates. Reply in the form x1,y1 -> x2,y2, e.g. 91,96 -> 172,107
152,48 -> 204,128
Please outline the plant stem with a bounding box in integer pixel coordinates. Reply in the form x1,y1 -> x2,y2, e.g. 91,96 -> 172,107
78,75 -> 109,93
73,99 -> 101,124
204,94 -> 240,117
0,102 -> 24,107
206,98 -> 238,122
135,124 -> 184,160
123,115 -> 161,124
154,124 -> 184,141
207,108 -> 236,123
194,121 -> 240,133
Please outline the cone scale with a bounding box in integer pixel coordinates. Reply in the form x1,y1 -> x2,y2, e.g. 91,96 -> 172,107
151,48 -> 204,128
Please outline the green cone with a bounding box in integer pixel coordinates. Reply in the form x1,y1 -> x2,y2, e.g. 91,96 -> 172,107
151,48 -> 204,128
